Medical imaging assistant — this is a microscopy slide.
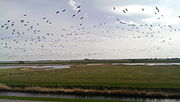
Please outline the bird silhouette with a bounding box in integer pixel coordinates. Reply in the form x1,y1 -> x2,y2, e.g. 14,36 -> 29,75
142,8 -> 144,11
156,6 -> 159,12
113,7 -> 116,10
72,14 -> 75,17
76,6 -> 81,9
56,11 -> 60,14
62,9 -> 66,12
77,10 -> 81,13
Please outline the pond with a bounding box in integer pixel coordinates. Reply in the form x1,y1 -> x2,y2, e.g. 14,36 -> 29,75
0,65 -> 71,69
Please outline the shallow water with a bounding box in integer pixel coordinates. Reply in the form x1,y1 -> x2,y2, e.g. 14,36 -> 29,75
0,91 -> 179,102
85,63 -> 180,66
112,63 -> 180,66
0,65 -> 71,69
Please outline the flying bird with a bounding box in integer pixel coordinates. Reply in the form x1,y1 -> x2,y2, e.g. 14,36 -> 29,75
76,6 -> 81,9
62,9 -> 66,12
80,17 -> 84,19
113,7 -> 116,10
20,20 -> 24,23
56,11 -> 60,14
125,8 -> 128,11
77,10 -> 81,13
123,10 -> 126,13
156,6 -> 159,12
142,8 -> 144,11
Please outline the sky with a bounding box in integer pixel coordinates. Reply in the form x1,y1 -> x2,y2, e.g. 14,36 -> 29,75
0,0 -> 180,61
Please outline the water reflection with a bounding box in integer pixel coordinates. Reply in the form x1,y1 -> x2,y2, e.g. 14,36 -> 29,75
0,92 -> 179,102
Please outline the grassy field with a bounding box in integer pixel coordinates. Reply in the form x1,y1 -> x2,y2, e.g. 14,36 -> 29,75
0,65 -> 179,89
0,96 -> 137,102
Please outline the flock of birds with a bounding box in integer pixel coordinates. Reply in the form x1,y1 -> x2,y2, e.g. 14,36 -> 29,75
0,4 -> 180,59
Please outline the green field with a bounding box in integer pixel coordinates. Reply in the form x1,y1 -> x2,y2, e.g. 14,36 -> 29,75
0,65 -> 180,89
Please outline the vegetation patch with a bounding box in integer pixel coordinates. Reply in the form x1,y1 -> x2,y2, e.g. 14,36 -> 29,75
0,96 -> 136,102
0,65 -> 180,98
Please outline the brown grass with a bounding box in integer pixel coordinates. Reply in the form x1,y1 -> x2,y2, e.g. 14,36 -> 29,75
10,87 -> 180,98
0,84 -> 179,98
0,84 -> 11,90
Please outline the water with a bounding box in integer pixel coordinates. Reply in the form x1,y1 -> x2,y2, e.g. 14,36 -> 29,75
0,91 -> 179,102
111,63 -> 180,66
0,65 -> 71,69
85,63 -> 180,66
1,63 -> 180,69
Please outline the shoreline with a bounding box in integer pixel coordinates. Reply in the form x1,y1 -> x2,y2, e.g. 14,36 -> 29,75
1,85 -> 180,99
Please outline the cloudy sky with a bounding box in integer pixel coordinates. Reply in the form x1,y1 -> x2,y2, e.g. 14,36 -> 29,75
0,0 -> 180,61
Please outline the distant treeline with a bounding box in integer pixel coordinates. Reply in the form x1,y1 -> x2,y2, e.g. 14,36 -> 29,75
1,58 -> 180,64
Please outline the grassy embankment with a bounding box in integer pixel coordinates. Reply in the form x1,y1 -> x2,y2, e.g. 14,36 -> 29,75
0,65 -> 180,98
0,96 -> 136,102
